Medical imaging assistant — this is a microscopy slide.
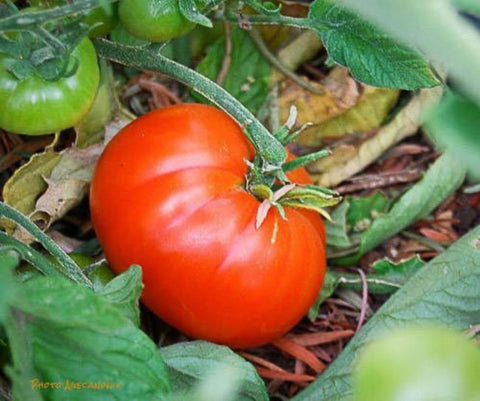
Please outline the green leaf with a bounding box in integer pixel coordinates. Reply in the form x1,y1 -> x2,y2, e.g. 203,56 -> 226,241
334,0 -> 480,108
307,0 -> 439,89
292,226 -> 480,401
0,247 -> 19,323
371,255 -> 425,276
308,256 -> 424,321
97,265 -> 143,327
194,27 -> 271,113
426,91 -> 480,182
335,152 -> 465,265
346,192 -> 390,233
454,0 -> 480,14
308,270 -> 340,321
4,276 -> 170,401
159,341 -> 268,401
325,201 -> 351,249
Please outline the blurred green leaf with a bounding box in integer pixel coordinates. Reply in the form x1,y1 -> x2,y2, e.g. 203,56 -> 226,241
4,276 -> 170,401
426,91 -> 480,182
334,153 -> 465,265
293,226 -> 480,401
194,27 -> 271,113
307,0 -> 439,89
453,0 -> 480,15
354,326 -> 480,401
160,341 -> 268,401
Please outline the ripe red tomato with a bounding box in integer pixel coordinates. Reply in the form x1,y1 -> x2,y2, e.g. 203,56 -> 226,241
90,104 -> 326,348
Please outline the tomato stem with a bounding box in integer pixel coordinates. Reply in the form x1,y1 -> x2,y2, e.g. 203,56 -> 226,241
94,39 -> 288,170
0,232 -> 66,278
224,8 -> 310,29
0,0 -> 112,32
0,201 -> 93,288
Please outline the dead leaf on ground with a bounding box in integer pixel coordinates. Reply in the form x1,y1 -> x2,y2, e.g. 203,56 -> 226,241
1,147 -> 62,236
311,86 -> 443,187
279,66 -> 360,128
301,87 -> 399,143
32,144 -> 104,230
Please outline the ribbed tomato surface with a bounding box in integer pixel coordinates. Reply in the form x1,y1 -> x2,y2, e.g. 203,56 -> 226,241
90,104 -> 326,348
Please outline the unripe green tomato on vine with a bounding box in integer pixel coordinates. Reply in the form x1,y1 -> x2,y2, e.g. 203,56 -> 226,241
18,253 -> 115,291
0,37 -> 99,135
85,4 -> 119,38
354,326 -> 480,401
118,0 -> 196,42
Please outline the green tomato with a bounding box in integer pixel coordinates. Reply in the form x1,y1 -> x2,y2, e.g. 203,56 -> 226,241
354,326 -> 480,401
110,23 -> 151,46
17,253 -> 115,291
118,0 -> 196,42
0,37 -> 99,135
85,3 -> 119,38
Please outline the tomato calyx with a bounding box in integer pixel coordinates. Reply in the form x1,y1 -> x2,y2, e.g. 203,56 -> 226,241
251,182 -> 340,228
178,0 -> 213,28
245,106 -> 342,228
0,4 -> 91,81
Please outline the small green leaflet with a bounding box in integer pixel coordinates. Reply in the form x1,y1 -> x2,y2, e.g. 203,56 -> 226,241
97,265 -> 143,327
308,256 -> 424,320
194,27 -> 271,113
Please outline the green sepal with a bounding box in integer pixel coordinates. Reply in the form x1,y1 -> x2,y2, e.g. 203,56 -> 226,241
179,0 -> 213,28
273,125 -> 290,144
278,185 -> 342,221
250,184 -> 274,201
283,149 -> 330,172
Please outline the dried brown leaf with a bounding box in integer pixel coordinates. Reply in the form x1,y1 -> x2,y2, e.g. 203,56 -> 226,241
279,67 -> 359,129
32,144 -> 104,230
1,148 -> 62,236
312,86 -> 443,187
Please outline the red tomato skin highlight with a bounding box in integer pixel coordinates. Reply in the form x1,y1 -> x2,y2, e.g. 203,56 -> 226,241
90,104 -> 326,348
